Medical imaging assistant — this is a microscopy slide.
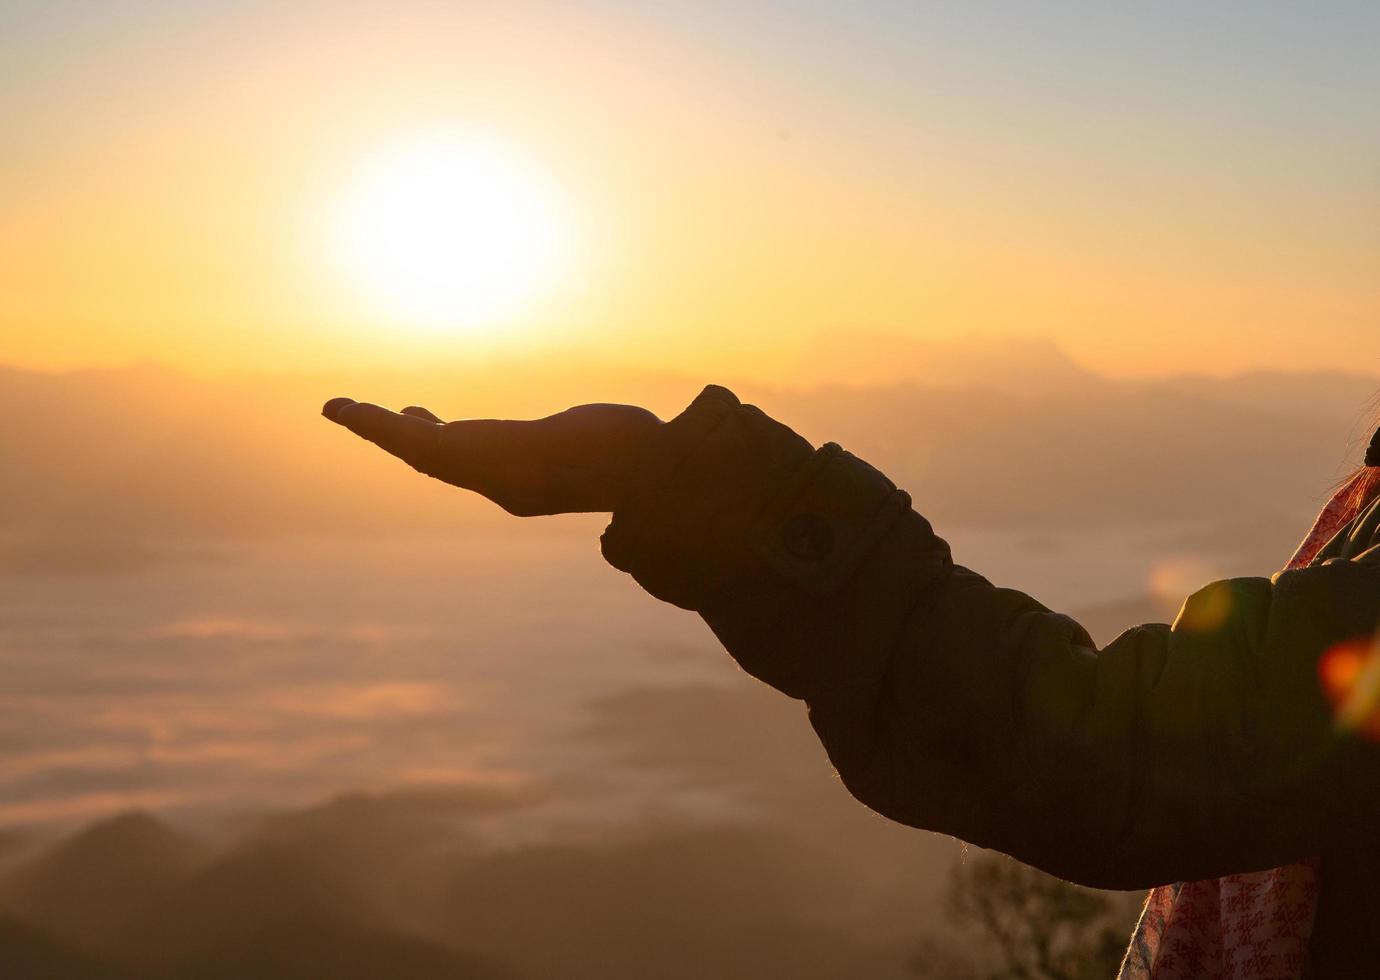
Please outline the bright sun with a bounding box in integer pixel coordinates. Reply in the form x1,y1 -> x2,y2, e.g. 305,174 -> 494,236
334,138 -> 565,329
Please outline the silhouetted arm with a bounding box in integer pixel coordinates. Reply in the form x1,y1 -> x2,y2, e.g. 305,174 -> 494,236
600,385 -> 1380,889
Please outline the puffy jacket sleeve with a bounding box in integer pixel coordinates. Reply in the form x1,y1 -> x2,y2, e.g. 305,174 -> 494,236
600,385 -> 1380,889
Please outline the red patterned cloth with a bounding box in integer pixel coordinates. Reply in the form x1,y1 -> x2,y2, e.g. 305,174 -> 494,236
1118,471 -> 1377,980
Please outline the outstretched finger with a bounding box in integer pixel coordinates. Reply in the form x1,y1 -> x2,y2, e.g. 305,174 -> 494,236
401,405 -> 445,424
324,399 -> 440,470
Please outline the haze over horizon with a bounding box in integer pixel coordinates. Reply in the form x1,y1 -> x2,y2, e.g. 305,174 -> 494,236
2,340 -> 1377,834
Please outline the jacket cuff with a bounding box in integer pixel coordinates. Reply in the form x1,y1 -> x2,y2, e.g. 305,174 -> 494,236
600,382 -> 936,617
749,442 -> 915,596
599,384 -> 746,588
600,384 -> 951,701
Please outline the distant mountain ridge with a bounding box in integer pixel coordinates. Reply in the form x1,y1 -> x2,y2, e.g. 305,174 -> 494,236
0,811 -> 208,950
1,343 -> 1376,551
0,805 -> 517,979
0,784 -> 944,980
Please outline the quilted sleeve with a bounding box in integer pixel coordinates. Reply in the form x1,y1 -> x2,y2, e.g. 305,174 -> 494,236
602,385 -> 1380,888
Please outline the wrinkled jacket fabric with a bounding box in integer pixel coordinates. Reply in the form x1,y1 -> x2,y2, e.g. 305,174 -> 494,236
600,385 -> 1380,976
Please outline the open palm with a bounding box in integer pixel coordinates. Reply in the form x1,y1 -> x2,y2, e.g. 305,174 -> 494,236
322,397 -> 663,516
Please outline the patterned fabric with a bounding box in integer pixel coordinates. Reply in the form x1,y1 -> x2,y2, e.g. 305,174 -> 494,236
1118,470 -> 1377,980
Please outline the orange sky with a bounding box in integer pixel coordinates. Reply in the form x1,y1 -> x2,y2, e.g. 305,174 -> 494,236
2,2 -> 1377,382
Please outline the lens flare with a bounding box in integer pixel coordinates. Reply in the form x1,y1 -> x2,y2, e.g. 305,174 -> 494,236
1318,633 -> 1380,740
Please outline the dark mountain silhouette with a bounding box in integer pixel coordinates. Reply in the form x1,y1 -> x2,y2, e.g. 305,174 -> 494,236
0,827 -> 29,864
131,834 -> 396,960
119,787 -> 533,960
0,799 -> 523,978
0,912 -> 514,980
0,917 -> 139,980
0,780 -> 940,980
169,915 -> 516,980
439,824 -> 872,980
1,811 -> 208,948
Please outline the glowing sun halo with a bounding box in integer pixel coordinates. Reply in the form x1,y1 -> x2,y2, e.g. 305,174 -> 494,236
334,139 -> 565,329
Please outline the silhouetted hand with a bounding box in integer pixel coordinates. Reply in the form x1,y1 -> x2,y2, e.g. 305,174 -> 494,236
321,397 -> 663,516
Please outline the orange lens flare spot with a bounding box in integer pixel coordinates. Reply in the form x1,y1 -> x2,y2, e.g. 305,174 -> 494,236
1318,635 -> 1380,741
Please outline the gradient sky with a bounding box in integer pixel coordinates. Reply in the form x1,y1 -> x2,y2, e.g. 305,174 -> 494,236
2,0 -> 1377,380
